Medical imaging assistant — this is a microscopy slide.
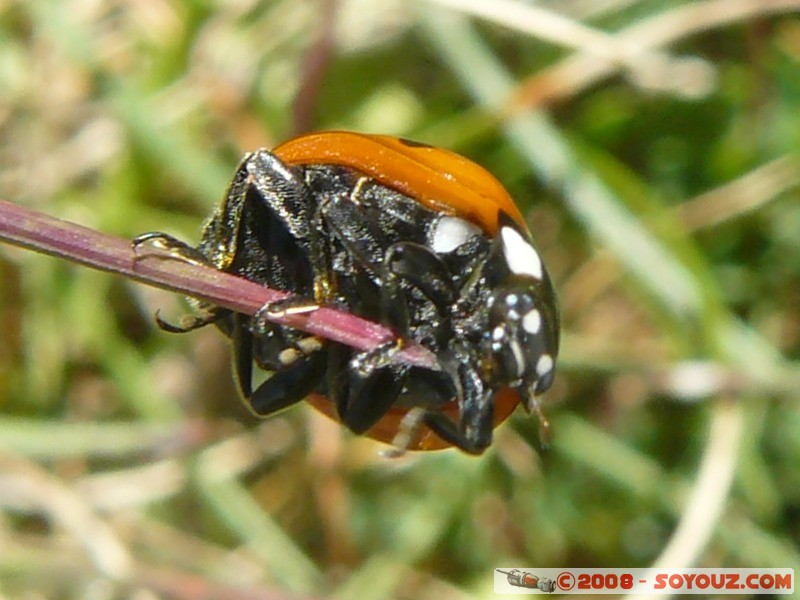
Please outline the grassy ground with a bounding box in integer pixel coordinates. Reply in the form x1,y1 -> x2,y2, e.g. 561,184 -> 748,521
1,1 -> 799,598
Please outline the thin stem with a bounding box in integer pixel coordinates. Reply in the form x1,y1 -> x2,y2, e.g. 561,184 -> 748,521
0,199 -> 438,370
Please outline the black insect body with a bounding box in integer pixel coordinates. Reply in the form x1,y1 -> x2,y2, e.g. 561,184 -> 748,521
140,133 -> 560,454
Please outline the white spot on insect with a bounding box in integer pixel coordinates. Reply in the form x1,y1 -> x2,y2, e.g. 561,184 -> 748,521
509,339 -> 525,377
278,348 -> 301,365
492,325 -> 505,341
500,226 -> 543,280
536,354 -> 554,377
430,216 -> 480,253
522,308 -> 541,334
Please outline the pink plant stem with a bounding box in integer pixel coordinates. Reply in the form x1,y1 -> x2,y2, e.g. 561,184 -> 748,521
0,199 -> 438,370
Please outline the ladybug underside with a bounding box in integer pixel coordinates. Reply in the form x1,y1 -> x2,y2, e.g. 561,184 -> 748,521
202,160 -> 505,449
178,146 -> 558,453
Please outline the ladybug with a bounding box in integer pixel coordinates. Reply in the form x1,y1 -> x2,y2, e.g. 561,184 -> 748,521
139,131 -> 559,454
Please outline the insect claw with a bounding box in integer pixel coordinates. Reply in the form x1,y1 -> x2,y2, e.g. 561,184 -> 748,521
154,308 -> 221,333
131,232 -> 209,266
350,339 -> 404,377
253,296 -> 320,334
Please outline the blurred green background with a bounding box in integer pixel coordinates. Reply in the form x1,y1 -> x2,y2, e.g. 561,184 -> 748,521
1,0 -> 799,598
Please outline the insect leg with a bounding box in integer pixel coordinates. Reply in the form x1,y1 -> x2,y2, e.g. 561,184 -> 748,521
247,351 -> 328,417
423,344 -> 494,454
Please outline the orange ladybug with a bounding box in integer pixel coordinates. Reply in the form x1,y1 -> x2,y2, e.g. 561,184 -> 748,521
143,132 -> 559,453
